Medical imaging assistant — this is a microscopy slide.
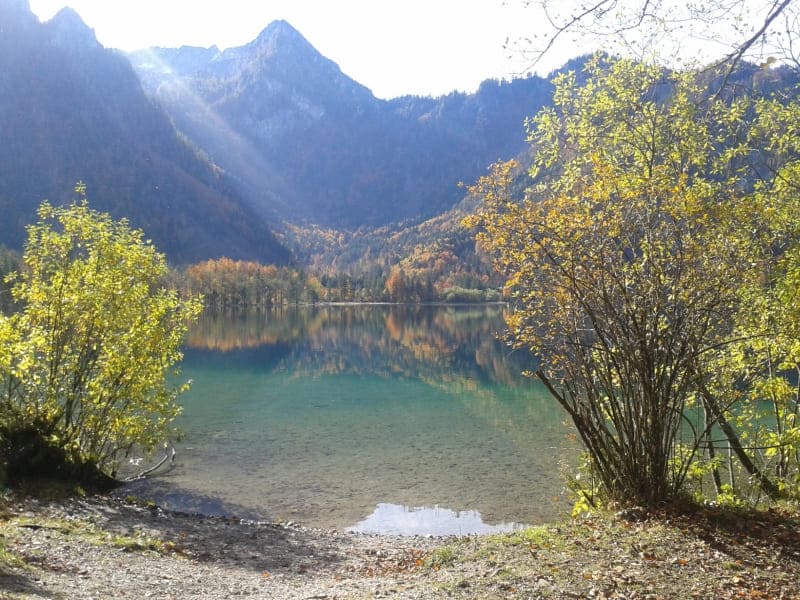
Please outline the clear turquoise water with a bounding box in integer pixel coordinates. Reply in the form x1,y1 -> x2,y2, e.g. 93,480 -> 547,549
122,305 -> 576,533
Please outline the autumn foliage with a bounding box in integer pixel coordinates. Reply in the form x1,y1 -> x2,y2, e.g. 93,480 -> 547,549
0,197 -> 201,482
181,258 -> 324,308
468,57 -> 800,506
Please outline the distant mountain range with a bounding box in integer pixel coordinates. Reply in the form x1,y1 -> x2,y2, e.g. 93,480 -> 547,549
129,21 -> 554,229
13,1 -> 790,273
0,0 -> 557,265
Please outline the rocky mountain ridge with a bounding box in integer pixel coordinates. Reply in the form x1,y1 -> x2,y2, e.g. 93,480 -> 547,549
128,20 -> 553,228
0,0 -> 290,264
3,0 -> 553,265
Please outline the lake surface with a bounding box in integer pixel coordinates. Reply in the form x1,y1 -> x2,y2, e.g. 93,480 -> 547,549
122,305 -> 577,534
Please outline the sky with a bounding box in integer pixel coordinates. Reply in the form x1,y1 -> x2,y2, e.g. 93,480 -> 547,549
26,0 -> 576,99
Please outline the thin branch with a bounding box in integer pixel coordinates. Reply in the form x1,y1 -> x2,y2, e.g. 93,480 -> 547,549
122,445 -> 176,482
531,0 -> 617,67
714,0 -> 794,92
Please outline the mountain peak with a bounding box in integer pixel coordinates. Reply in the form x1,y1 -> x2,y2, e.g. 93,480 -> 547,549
52,6 -> 87,24
258,19 -> 306,42
249,19 -> 319,58
46,6 -> 99,48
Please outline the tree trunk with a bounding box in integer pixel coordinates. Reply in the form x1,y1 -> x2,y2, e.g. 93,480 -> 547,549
697,380 -> 780,500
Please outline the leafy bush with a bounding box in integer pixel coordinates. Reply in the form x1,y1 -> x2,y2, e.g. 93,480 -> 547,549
468,57 -> 800,505
0,194 -> 201,482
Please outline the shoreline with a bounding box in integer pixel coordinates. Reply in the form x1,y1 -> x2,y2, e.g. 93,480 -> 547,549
1,491 -> 445,599
2,491 -> 799,599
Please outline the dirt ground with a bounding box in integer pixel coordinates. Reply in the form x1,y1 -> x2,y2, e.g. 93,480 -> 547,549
1,492 -> 799,599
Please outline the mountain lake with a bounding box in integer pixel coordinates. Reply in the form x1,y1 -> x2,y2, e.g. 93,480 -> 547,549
121,305 -> 577,535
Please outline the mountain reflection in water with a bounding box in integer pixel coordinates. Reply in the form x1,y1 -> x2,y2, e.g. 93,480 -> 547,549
184,304 -> 526,386
124,305 -> 577,534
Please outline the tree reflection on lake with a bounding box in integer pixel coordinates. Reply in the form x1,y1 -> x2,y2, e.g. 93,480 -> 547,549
124,305 -> 577,534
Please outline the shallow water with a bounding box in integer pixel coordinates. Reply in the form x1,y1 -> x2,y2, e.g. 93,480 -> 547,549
123,305 -> 577,534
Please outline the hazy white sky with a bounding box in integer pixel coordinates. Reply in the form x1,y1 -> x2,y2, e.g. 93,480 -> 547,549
27,0 -> 578,99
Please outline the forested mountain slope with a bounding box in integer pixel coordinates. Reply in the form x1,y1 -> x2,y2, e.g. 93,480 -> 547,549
5,0 -> 795,276
129,21 -> 554,228
0,0 -> 290,264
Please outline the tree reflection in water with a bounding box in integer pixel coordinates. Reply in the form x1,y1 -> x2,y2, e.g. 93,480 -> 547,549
126,305 -> 577,534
